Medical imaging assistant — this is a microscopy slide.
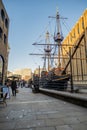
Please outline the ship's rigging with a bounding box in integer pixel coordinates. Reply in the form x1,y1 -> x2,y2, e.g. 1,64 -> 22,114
29,10 -> 70,71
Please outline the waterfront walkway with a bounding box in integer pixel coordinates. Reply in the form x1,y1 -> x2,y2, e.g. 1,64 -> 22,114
0,87 -> 87,130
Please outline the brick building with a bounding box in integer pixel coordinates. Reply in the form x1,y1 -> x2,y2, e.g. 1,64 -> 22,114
0,0 -> 9,84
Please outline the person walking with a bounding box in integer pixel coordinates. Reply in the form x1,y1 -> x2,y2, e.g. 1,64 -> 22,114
11,78 -> 17,96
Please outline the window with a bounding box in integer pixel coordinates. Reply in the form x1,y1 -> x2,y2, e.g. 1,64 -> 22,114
82,17 -> 84,29
0,27 -> 3,38
77,24 -> 79,34
73,29 -> 75,37
1,9 -> 5,22
0,56 -> 3,85
5,18 -> 8,28
4,34 -> 7,44
70,35 -> 72,42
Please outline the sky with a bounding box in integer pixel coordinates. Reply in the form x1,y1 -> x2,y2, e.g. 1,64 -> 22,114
2,0 -> 87,72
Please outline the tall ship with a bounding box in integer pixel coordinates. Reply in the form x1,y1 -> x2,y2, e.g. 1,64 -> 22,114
30,10 -> 70,90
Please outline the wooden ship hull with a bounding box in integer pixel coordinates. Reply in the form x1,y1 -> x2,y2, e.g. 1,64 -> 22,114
40,69 -> 70,90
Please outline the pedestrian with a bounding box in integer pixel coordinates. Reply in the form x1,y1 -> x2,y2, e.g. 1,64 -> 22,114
11,78 -> 17,96
3,82 -> 10,98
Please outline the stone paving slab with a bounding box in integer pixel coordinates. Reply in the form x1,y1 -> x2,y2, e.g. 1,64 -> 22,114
0,87 -> 87,130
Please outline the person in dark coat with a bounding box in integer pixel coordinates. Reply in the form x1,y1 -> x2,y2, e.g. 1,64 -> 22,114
11,78 -> 17,96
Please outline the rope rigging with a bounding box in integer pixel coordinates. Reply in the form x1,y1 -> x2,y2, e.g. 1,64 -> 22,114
29,10 -> 71,71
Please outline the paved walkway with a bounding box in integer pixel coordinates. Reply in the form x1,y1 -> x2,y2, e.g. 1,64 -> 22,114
0,87 -> 87,130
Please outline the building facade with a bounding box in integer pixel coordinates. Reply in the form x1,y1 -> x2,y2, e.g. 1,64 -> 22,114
13,68 -> 32,81
0,0 -> 9,84
62,9 -> 87,86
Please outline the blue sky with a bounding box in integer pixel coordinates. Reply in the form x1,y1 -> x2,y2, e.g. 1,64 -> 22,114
3,0 -> 87,72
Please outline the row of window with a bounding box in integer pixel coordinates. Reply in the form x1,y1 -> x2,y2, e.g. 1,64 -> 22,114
62,14 -> 86,55
0,8 -> 9,29
72,17 -> 84,40
77,18 -> 84,34
0,27 -> 7,44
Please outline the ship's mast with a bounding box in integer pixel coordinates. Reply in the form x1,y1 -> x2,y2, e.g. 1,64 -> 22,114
30,31 -> 52,72
54,11 -> 64,68
49,10 -> 68,68
43,31 -> 52,71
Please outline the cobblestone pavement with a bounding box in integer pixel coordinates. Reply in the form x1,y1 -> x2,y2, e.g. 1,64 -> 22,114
0,87 -> 87,130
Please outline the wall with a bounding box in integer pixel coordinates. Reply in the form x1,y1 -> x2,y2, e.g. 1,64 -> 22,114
62,9 -> 87,82
0,0 -> 9,84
